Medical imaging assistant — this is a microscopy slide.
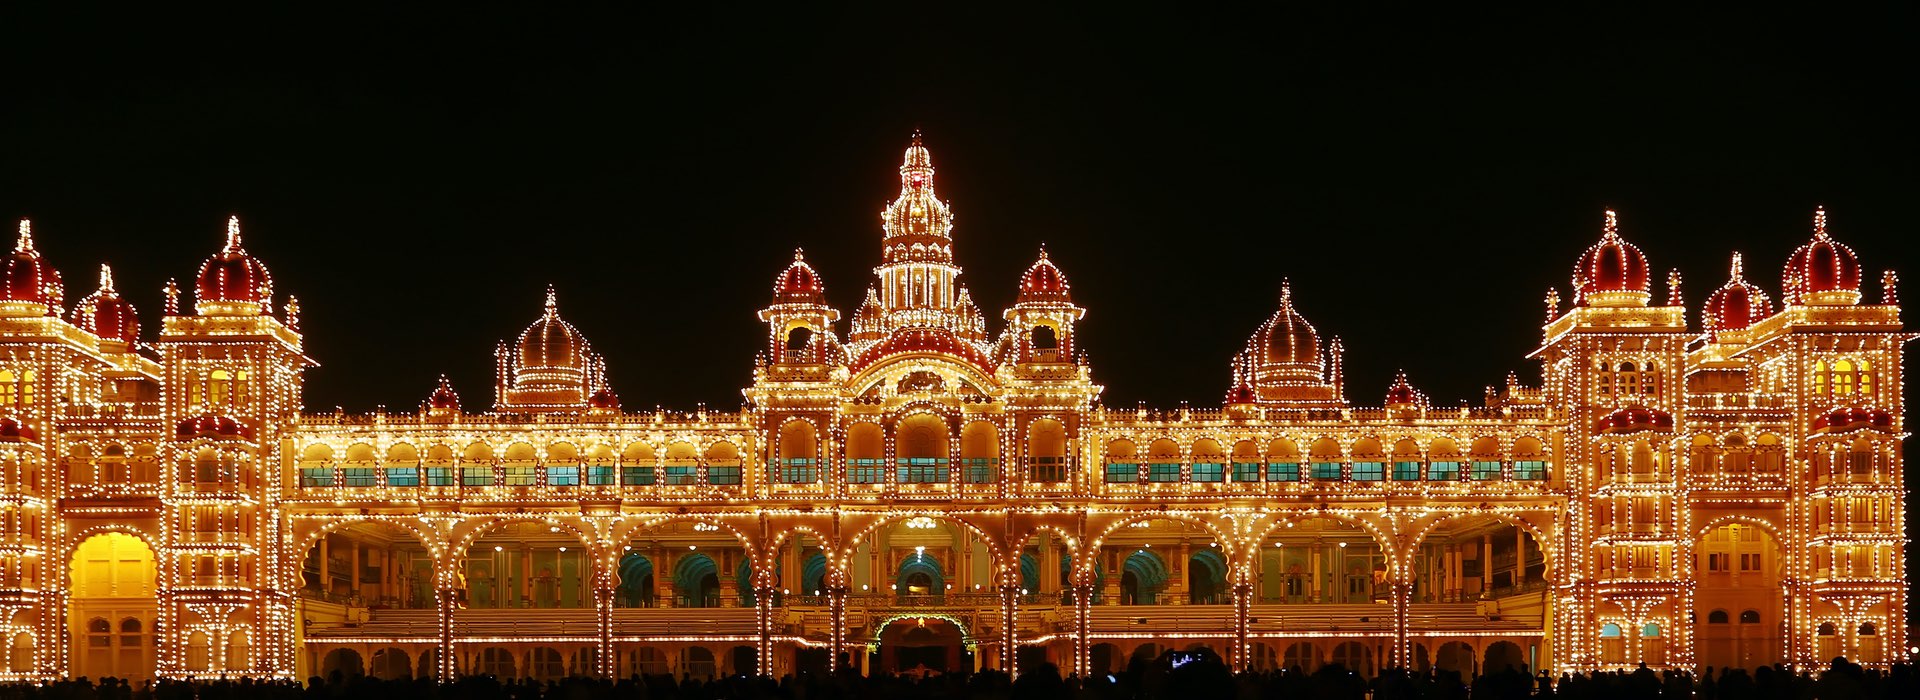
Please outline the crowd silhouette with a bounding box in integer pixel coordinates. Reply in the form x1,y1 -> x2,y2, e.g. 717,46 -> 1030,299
4,653 -> 1912,700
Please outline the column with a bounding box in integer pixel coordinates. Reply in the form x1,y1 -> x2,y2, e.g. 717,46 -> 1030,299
1167,541 -> 1189,605
319,536 -> 331,597
1231,580 -> 1252,672
654,548 -> 673,608
1515,527 -> 1527,587
1040,536 -> 1060,595
1391,577 -> 1414,668
826,584 -> 848,674
1310,544 -> 1323,602
1481,533 -> 1492,594
436,586 -> 459,682
1000,581 -> 1019,673
753,582 -> 776,676
719,550 -> 739,608
521,545 -> 533,608
352,540 -> 363,602
1102,548 -> 1122,605
1073,583 -> 1094,676
595,582 -> 615,677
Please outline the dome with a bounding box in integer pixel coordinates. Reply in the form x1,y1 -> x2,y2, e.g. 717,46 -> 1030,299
588,385 -> 621,410
1703,253 -> 1772,338
1250,283 -> 1320,370
851,327 -> 995,375
72,264 -> 140,345
175,413 -> 254,441
2,220 -> 64,314
195,216 -> 273,313
1783,207 -> 1863,305
1018,248 -> 1071,303
1574,210 -> 1651,305
1593,405 -> 1675,434
1384,370 -> 1422,407
1811,406 -> 1894,434
516,287 -> 589,371
426,374 -> 460,410
1223,379 -> 1257,406
772,249 -> 825,303
0,416 -> 38,443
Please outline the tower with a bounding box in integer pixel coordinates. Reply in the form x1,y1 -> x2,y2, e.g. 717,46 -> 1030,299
494,288 -> 604,412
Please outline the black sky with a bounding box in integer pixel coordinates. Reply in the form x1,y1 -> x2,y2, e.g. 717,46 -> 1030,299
2,6 -> 1914,414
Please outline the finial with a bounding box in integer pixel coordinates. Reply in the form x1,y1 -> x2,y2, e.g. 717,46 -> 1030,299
1036,243 -> 1049,261
1544,288 -> 1560,320
544,285 -> 558,315
96,264 -> 115,292
792,247 -> 806,262
1279,278 -> 1293,305
14,219 -> 31,252
1883,270 -> 1900,305
1729,252 -> 1744,280
285,294 -> 302,329
911,127 -> 923,146
1602,209 -> 1619,239
1666,269 -> 1683,307
224,215 -> 243,252
164,278 -> 180,315
1813,206 -> 1829,239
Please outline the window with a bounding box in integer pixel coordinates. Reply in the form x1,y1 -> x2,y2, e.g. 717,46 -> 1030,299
707,466 -> 741,485
899,457 -> 948,484
1471,460 -> 1503,480
385,466 -> 419,487
210,370 -> 232,405
1105,462 -> 1138,483
1192,462 -> 1225,483
662,466 -> 698,485
962,457 -> 996,484
0,370 -> 13,406
1266,462 -> 1300,482
87,618 -> 110,648
1310,462 -> 1341,480
461,466 -> 493,487
1147,462 -> 1181,483
1351,461 -> 1383,481
1708,610 -> 1729,624
1429,461 -> 1461,481
1231,461 -> 1260,483
299,467 -> 332,488
1641,623 -> 1660,638
1739,552 -> 1760,571
19,370 -> 35,406
586,465 -> 615,486
1739,610 -> 1760,624
620,466 -> 655,486
503,466 -> 537,486
547,465 -> 580,487
1513,460 -> 1546,480
1708,553 -> 1728,572
1028,456 -> 1065,483
1619,362 -> 1638,395
850,458 -> 885,484
779,458 -> 817,484
425,467 -> 454,486
1392,461 -> 1422,481
1599,623 -> 1622,638
342,467 -> 376,487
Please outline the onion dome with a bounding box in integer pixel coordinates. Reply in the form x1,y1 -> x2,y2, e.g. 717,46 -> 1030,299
1249,282 -> 1321,371
0,416 -> 38,443
2,219 -> 64,315
517,287 -> 589,371
772,249 -> 825,304
1811,406 -> 1895,435
72,264 -> 140,345
426,374 -> 460,410
881,130 -> 955,264
1702,253 -> 1772,339
1574,210 -> 1651,306
1783,207 -> 1863,306
851,327 -> 995,375
849,287 -> 887,343
1593,405 -> 1675,434
1384,370 -> 1423,408
588,385 -> 621,410
1017,248 -> 1071,303
175,413 -> 255,441
194,215 -> 273,314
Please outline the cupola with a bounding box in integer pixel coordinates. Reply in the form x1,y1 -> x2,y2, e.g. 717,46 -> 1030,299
1783,207 -> 1863,306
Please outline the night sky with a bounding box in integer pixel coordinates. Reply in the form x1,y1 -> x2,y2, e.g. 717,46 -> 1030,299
2,7 -> 1913,414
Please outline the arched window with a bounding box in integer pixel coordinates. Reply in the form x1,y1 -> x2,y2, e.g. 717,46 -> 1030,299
1832,359 -> 1856,395
1026,419 -> 1068,483
18,370 -> 34,406
1813,360 -> 1829,396
1619,362 -> 1638,395
1641,623 -> 1661,638
1599,623 -> 1622,638
210,370 -> 232,405
1817,622 -> 1836,636
1596,362 -> 1611,396
895,414 -> 950,484
1859,623 -> 1877,636
1031,325 -> 1058,350
1739,609 -> 1760,624
1640,362 -> 1658,396
0,370 -> 13,406
777,421 -> 818,484
783,327 -> 813,362
1707,610 -> 1729,624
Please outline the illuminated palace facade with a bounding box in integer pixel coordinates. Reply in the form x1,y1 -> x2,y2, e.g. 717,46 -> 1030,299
0,134 -> 1910,684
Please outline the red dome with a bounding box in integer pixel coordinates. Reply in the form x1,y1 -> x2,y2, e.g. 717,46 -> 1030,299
1223,380 -> 1256,406
426,374 -> 460,410
3,220 -> 63,312
1593,405 -> 1675,434
1018,248 -> 1071,303
195,216 -> 273,311
588,386 -> 621,409
1811,406 -> 1895,434
772,249 -> 825,303
0,416 -> 38,442
72,264 -> 140,345
1703,253 -> 1773,338
175,413 -> 255,441
1574,210 -> 1651,302
1783,207 -> 1862,305
1385,371 -> 1422,407
851,327 -> 995,375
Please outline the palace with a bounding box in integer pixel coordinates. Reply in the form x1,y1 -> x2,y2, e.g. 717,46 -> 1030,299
0,133 -> 1909,684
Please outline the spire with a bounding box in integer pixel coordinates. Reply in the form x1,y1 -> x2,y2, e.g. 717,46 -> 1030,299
164,278 -> 180,315
14,219 -> 31,252
1730,252 -> 1745,280
1666,269 -> 1683,307
1813,205 -> 1829,239
223,215 -> 244,253
1602,209 -> 1620,240
1544,288 -> 1560,321
98,263 -> 115,292
1279,278 -> 1293,307
544,284 -> 558,317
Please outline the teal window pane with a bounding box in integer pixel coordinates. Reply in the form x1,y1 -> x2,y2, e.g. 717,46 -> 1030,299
1267,462 -> 1300,482
899,457 -> 948,484
547,465 -> 580,487
849,458 -> 885,484
663,465 -> 698,485
1231,462 -> 1260,483
779,458 -> 816,484
1104,462 -> 1137,483
1029,457 -> 1066,483
1514,460 -> 1547,480
1310,462 -> 1342,480
1147,462 -> 1181,483
1429,461 -> 1461,481
503,466 -> 537,486
962,457 -> 996,484
620,466 -> 655,486
1193,462 -> 1225,483
342,467 -> 376,487
1352,461 -> 1384,481
384,467 -> 419,487
425,467 -> 454,486
299,467 -> 333,488
1392,461 -> 1422,481
707,466 -> 741,485
461,466 -> 493,487
586,465 -> 616,486
1471,460 -> 1503,480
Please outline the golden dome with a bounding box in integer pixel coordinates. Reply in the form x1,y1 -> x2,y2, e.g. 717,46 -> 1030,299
516,287 -> 589,371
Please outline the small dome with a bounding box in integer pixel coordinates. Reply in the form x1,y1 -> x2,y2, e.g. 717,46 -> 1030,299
1223,379 -> 1257,406
517,287 -> 589,371
772,249 -> 825,303
0,416 -> 38,442
175,413 -> 254,441
1594,405 -> 1675,434
1811,406 -> 1894,434
1703,253 -> 1772,338
1250,282 -> 1320,369
1018,248 -> 1071,303
72,264 -> 140,345
1574,210 -> 1651,304
1384,370 -> 1422,407
1783,207 -> 1863,305
195,216 -> 273,313
588,385 -> 621,410
2,220 -> 64,313
426,374 -> 460,410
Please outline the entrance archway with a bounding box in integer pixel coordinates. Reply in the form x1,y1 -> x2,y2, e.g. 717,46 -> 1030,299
877,617 -> 966,674
68,532 -> 157,681
1694,522 -> 1782,670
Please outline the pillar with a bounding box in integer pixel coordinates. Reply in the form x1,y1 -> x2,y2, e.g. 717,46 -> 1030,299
1072,583 -> 1093,676
435,587 -> 458,682
655,548 -> 674,608
1167,541 -> 1188,605
520,544 -> 533,608
754,585 -> 776,675
319,536 -> 331,597
719,550 -> 739,608
1391,578 -> 1414,668
1481,533 -> 1492,594
1310,544 -> 1323,602
594,583 -> 615,677
1000,582 -> 1019,673
826,584 -> 848,674
1514,527 -> 1526,586
1102,548 -> 1122,605
1231,580 -> 1252,672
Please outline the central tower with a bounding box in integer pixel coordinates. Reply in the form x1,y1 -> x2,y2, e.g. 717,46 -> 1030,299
875,131 -> 968,332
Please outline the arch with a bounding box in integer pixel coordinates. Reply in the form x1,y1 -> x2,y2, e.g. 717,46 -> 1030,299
369,647 -> 410,680
473,647 -> 515,677
801,552 -> 828,594
527,647 -> 564,680
546,441 -> 579,465
1406,511 -> 1555,584
1483,640 -> 1524,674
299,443 -> 334,466
185,631 -> 211,672
778,420 -> 819,484
896,413 -> 951,484
1329,640 -> 1374,675
959,420 -> 999,483
1708,609 -> 1729,623
1188,548 -> 1227,604
705,440 -> 742,486
7,631 -> 32,675
896,550 -> 946,595
458,518 -> 595,609
1025,418 -> 1068,483
321,648 -> 365,678
674,552 -> 721,607
385,443 -> 419,465
1121,549 -> 1167,605
1739,609 -> 1760,624
617,551 -> 656,607
685,646 -> 718,679
461,441 -> 494,464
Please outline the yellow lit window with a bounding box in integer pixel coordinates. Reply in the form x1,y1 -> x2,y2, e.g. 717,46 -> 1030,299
1832,360 -> 1855,395
19,370 -> 34,406
210,370 -> 231,405
1857,360 -> 1873,396
235,370 -> 250,403
0,370 -> 14,406
1813,360 -> 1828,396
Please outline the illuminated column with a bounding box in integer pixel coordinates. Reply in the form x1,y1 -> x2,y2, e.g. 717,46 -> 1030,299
318,536 -> 330,596
1515,528 -> 1526,586
1073,583 -> 1093,676
1309,544 -> 1323,602
1166,540 -> 1188,605
1482,534 -> 1492,594
718,550 -> 739,608
1231,579 -> 1252,673
1040,536 -> 1059,595
436,586 -> 458,682
1390,576 -> 1414,668
753,583 -> 776,676
999,580 -> 1019,673
594,582 -> 614,677
1102,548 -> 1121,605
654,548 -> 673,608
826,583 -> 848,674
